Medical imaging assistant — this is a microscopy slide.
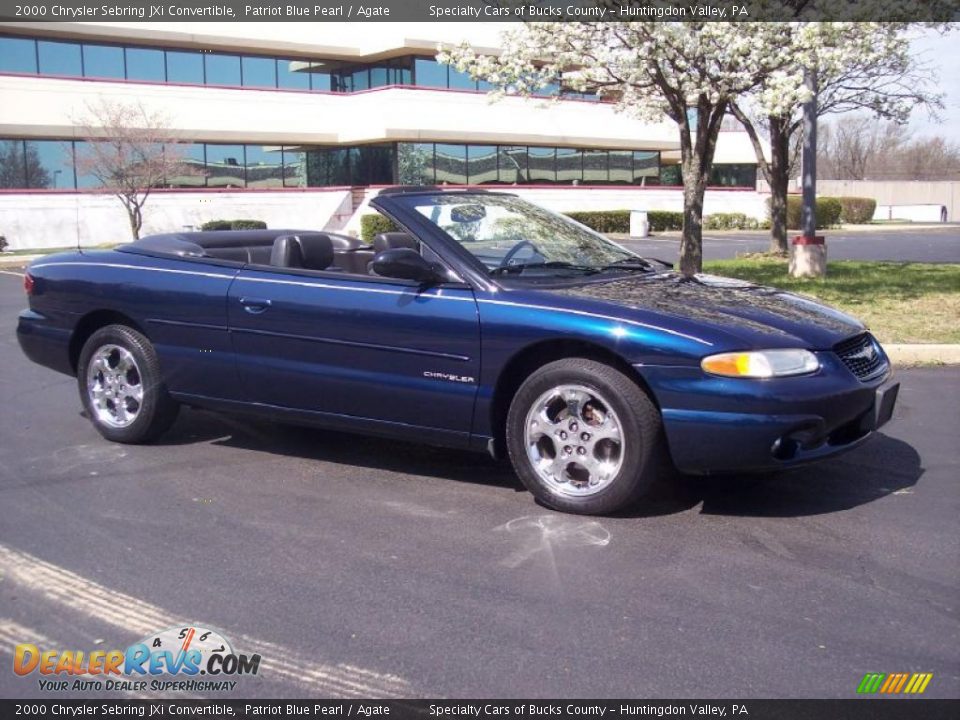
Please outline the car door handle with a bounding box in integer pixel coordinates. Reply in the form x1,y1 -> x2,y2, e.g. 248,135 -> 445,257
239,297 -> 272,314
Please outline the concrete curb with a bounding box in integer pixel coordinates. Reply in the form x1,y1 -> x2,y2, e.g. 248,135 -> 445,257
886,344 -> 960,366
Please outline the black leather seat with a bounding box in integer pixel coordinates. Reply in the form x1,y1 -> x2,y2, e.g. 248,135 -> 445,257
270,233 -> 334,271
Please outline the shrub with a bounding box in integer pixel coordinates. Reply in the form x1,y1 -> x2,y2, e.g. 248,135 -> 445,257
564,210 -> 630,234
563,209 -> 683,233
229,219 -> 268,230
703,212 -> 760,230
647,210 -> 684,231
200,219 -> 267,231
773,197 -> 843,230
360,213 -> 398,243
0,235 -> 7,252
200,220 -> 232,231
837,196 -> 877,224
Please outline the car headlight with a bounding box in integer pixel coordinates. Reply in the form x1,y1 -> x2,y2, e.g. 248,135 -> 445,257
701,349 -> 820,378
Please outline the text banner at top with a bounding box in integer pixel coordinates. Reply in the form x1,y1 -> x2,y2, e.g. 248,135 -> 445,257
0,1 -> 957,23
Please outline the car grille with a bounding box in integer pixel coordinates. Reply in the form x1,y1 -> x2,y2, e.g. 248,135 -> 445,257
834,333 -> 888,382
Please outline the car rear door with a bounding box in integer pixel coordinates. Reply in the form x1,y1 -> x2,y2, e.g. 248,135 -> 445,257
227,267 -> 480,438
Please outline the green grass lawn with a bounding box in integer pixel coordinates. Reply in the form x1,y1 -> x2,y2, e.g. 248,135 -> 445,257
703,258 -> 960,344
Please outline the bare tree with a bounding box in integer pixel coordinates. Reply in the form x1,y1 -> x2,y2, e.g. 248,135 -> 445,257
73,100 -> 202,239
818,118 -> 959,180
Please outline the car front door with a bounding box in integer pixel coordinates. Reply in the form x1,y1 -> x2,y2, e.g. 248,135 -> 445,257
227,266 -> 480,441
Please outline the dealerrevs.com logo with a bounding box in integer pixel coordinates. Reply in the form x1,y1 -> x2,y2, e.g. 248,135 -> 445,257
14,625 -> 260,693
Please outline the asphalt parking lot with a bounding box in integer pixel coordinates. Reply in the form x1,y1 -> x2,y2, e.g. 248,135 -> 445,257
620,226 -> 960,264
0,271 -> 957,700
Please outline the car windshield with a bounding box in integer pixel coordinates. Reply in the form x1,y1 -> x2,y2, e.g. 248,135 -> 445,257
392,193 -> 650,277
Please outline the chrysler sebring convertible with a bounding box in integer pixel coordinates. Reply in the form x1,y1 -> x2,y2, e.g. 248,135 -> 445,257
17,188 -> 899,515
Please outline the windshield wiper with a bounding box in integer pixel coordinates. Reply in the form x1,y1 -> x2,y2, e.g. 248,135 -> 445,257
598,258 -> 655,273
491,261 -> 600,276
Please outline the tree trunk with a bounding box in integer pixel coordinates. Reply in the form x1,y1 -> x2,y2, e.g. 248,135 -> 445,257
679,160 -> 705,276
767,116 -> 791,255
677,99 -> 725,277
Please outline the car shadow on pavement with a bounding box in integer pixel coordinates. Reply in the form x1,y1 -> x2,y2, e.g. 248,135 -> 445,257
155,409 -> 922,517
616,433 -> 923,519
155,407 -> 523,490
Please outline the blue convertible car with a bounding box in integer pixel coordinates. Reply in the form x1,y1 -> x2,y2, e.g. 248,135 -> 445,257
17,188 -> 898,514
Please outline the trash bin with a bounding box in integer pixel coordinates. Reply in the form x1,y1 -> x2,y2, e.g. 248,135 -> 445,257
630,210 -> 649,238
789,235 -> 826,278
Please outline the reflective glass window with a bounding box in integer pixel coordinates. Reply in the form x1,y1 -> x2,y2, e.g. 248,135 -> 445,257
708,163 -> 757,187
659,163 -> 681,186
205,54 -> 241,86
205,144 -> 246,187
82,44 -> 124,79
609,151 -> 632,184
307,148 -> 350,186
29,140 -> 74,189
434,144 -> 467,185
242,56 -> 276,88
528,147 -> 555,183
166,50 -> 203,84
370,66 -> 388,88
397,143 -> 434,185
0,140 -> 27,188
352,68 -> 369,91
37,40 -> 81,76
310,71 -> 332,92
125,47 -> 165,82
448,67 -> 476,91
633,151 -> 659,184
0,36 -> 37,74
556,148 -> 582,184
498,146 -> 527,184
278,59 -> 311,90
282,146 -> 307,187
467,146 -> 497,184
583,150 -> 608,184
166,143 -> 206,188
245,144 -> 284,188
72,141 -> 101,189
414,58 -> 447,88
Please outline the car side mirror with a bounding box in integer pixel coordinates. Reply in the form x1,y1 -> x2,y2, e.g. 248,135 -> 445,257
371,248 -> 444,284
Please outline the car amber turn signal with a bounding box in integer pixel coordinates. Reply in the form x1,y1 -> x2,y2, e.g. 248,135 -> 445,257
701,349 -> 819,378
23,272 -> 34,296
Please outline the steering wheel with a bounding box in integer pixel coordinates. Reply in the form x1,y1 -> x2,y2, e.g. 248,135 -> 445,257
498,240 -> 539,270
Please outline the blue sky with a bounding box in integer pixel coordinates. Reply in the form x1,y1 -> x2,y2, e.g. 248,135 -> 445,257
908,25 -> 960,140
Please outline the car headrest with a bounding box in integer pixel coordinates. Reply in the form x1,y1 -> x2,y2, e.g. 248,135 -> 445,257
270,235 -> 303,268
374,232 -> 418,253
326,233 -> 366,251
294,233 -> 334,270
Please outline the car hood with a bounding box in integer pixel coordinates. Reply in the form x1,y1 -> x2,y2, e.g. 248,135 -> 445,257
548,272 -> 865,349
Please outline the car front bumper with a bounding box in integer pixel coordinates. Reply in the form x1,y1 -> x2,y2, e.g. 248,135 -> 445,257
639,352 -> 899,475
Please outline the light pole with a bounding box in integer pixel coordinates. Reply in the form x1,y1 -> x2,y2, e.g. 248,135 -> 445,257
790,66 -> 827,278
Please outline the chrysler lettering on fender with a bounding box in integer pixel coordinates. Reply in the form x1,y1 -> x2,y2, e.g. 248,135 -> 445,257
423,371 -> 476,384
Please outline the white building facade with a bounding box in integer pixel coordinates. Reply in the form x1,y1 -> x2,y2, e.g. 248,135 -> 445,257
0,21 -> 766,250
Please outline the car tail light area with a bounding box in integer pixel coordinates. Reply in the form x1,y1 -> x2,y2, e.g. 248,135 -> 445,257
23,271 -> 35,296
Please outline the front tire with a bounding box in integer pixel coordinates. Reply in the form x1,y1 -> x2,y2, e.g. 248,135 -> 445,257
505,358 -> 662,515
77,324 -> 179,443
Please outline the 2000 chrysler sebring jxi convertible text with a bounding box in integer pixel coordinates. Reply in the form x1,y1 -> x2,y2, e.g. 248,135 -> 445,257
17,189 -> 899,515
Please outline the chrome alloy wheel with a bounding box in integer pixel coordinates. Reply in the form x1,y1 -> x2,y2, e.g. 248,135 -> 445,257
524,384 -> 625,497
86,344 -> 144,428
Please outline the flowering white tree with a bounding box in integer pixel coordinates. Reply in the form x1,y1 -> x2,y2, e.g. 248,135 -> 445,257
440,22 -> 815,275
729,22 -> 945,253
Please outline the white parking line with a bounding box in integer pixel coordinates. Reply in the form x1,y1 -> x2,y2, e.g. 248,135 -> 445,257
0,544 -> 415,698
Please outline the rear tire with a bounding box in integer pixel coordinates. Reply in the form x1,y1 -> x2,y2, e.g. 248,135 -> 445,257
77,324 -> 179,443
505,358 -> 662,515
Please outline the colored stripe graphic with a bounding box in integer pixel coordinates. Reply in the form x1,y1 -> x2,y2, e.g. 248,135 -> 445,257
858,672 -> 933,694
